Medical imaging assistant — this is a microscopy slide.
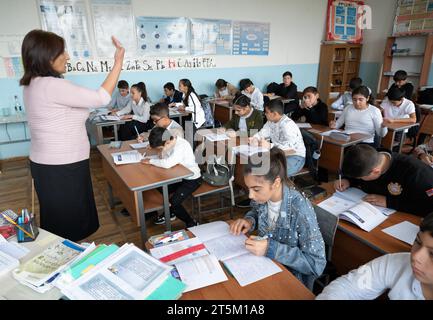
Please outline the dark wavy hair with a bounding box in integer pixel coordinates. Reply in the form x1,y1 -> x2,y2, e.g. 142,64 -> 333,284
20,30 -> 65,86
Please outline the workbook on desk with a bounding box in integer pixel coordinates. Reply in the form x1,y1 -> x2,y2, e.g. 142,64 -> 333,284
189,221 -> 282,287
100,115 -> 121,121
203,133 -> 230,142
318,188 -> 396,232
112,150 -> 158,165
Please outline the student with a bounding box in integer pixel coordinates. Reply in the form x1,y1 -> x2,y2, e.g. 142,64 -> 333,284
106,80 -> 131,111
389,70 -> 414,100
277,71 -> 299,114
230,147 -> 326,289
330,86 -> 387,146
142,127 -> 201,227
335,144 -> 433,217
148,102 -> 183,138
381,86 -> 417,126
240,78 -> 264,111
222,94 -> 263,135
291,86 -> 329,126
317,211 -> 433,300
174,79 -> 206,129
214,79 -> 239,100
115,82 -> 153,141
161,82 -> 183,105
414,135 -> 433,166
250,99 -> 306,176
331,77 -> 363,111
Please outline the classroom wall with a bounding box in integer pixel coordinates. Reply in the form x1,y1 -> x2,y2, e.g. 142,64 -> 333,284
0,0 -> 399,159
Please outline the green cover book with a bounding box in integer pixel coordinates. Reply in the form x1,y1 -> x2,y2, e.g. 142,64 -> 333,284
145,276 -> 186,300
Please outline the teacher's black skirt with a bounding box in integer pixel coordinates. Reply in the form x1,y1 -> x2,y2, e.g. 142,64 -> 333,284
30,159 -> 99,241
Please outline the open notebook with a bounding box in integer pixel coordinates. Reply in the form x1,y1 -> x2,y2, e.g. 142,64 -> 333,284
318,188 -> 396,232
189,221 -> 282,287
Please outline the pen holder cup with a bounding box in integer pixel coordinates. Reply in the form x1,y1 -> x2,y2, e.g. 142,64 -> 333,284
15,217 -> 39,242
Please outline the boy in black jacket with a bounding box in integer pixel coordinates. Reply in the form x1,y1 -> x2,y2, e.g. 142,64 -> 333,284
291,86 -> 328,126
335,144 -> 433,217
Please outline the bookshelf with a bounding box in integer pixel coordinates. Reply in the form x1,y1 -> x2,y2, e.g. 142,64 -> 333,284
317,43 -> 362,105
378,34 -> 433,96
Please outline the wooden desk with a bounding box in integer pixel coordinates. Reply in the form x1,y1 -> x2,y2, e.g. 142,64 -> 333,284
0,229 -> 64,300
316,182 -> 422,275
210,99 -> 234,124
381,122 -> 419,153
169,109 -> 191,125
327,110 -> 342,123
145,229 -> 315,300
87,117 -> 127,145
97,142 -> 193,245
308,125 -> 372,174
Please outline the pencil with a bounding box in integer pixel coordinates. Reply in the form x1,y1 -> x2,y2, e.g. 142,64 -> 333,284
0,212 -> 35,239
134,126 -> 140,137
339,171 -> 342,190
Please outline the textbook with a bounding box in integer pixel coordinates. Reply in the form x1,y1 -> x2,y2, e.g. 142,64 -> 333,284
189,221 -> 282,287
318,188 -> 396,232
12,240 -> 87,292
61,243 -> 177,300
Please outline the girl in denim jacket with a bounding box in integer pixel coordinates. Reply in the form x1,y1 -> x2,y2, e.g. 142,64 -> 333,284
230,147 -> 326,289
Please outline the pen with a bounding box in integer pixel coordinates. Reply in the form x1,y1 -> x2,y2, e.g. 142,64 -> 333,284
0,211 -> 35,239
339,170 -> 342,190
134,125 -> 140,138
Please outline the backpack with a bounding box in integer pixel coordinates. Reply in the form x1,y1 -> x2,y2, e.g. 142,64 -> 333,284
192,94 -> 215,128
201,155 -> 233,186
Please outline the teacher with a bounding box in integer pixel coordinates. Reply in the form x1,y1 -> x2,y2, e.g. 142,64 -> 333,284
20,30 -> 125,241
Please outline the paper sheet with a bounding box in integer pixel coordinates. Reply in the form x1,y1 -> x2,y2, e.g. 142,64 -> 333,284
0,235 -> 29,260
204,234 -> 249,261
296,123 -> 312,129
223,254 -> 281,287
130,142 -> 149,149
188,221 -> 231,243
175,254 -> 228,292
382,221 -> 420,245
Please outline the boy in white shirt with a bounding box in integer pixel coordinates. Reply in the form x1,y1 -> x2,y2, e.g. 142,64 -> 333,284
142,127 -> 201,227
149,102 -> 183,138
240,78 -> 264,111
381,86 -> 417,126
317,212 -> 433,300
250,99 -> 306,176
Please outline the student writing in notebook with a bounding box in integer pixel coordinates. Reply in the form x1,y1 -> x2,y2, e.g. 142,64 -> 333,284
214,79 -> 239,100
240,78 -> 264,111
250,99 -> 306,176
106,80 -> 131,111
317,211 -> 433,300
330,86 -> 387,147
335,144 -> 433,217
148,102 -> 183,138
230,147 -> 326,289
222,94 -> 263,136
142,127 -> 201,227
413,135 -> 433,166
291,86 -> 329,126
113,82 -> 153,140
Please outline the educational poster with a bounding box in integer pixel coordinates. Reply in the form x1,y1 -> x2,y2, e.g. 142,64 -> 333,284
38,0 -> 92,58
393,0 -> 433,36
326,0 -> 364,43
190,19 -> 232,55
232,21 -> 270,56
90,0 -> 137,58
2,57 -> 24,78
136,17 -> 190,56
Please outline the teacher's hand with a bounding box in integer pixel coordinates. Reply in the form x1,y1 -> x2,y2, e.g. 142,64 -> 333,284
112,36 -> 125,63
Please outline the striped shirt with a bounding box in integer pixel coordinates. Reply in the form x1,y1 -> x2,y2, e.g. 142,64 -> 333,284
24,77 -> 111,165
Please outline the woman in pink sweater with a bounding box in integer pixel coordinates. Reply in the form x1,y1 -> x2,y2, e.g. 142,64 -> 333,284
20,30 -> 124,241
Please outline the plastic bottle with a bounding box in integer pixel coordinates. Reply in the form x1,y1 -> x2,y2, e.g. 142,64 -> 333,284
14,95 -> 22,113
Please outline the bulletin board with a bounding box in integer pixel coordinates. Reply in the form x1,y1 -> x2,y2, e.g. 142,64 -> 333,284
393,0 -> 433,36
190,18 -> 232,55
326,0 -> 364,43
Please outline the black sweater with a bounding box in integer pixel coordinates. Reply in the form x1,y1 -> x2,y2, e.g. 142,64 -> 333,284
347,152 -> 433,217
389,83 -> 414,100
291,99 -> 329,126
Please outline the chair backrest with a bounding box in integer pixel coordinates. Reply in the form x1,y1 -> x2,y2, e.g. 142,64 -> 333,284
419,113 -> 433,136
314,205 -> 339,262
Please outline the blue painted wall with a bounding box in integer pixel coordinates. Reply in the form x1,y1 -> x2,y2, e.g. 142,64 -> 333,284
0,63 -> 319,159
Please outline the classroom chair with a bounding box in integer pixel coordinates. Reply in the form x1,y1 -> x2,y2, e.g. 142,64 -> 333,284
313,205 -> 339,291
416,112 -> 433,146
190,181 -> 234,224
